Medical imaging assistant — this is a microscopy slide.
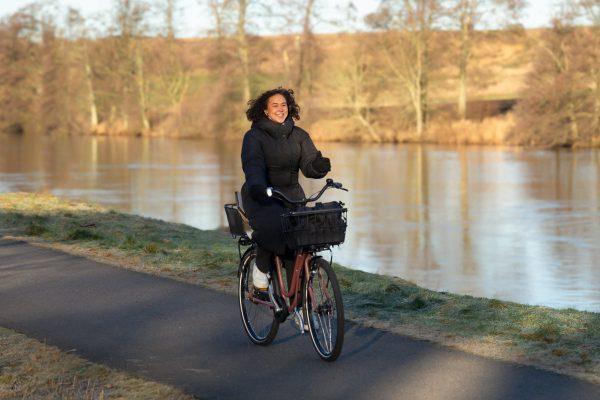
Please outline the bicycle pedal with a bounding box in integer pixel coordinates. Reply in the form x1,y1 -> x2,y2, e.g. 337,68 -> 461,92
252,288 -> 270,302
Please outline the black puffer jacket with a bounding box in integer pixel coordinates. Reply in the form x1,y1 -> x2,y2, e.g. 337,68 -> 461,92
241,117 -> 327,219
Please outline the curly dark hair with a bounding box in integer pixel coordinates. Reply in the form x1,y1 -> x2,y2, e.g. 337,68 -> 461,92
246,87 -> 300,122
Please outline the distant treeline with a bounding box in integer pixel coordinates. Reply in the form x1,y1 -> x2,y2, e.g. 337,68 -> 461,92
0,0 -> 598,147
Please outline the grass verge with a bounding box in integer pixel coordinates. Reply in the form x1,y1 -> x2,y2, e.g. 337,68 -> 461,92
0,192 -> 598,384
0,326 -> 193,399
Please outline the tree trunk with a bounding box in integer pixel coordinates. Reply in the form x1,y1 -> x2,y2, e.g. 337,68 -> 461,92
209,0 -> 227,65
135,44 -> 150,131
593,68 -> 600,135
458,5 -> 472,120
237,0 -> 251,104
84,51 -> 98,131
295,0 -> 315,98
355,109 -> 380,142
166,0 -> 175,40
85,62 -> 98,130
283,49 -> 291,86
567,101 -> 579,142
415,29 -> 428,139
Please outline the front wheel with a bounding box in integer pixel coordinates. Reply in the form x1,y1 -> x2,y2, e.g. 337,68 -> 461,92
238,248 -> 279,345
303,258 -> 344,361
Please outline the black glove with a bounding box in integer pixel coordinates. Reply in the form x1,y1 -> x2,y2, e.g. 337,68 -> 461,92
249,184 -> 272,205
312,151 -> 331,174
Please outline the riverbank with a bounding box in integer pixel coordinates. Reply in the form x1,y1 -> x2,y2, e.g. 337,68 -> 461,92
0,193 -> 598,384
84,113 -> 599,148
0,326 -> 192,399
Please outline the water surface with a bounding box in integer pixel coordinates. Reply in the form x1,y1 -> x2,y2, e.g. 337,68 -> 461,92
1,134 -> 598,311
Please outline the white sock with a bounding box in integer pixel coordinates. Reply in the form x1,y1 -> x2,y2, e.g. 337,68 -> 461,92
252,261 -> 268,290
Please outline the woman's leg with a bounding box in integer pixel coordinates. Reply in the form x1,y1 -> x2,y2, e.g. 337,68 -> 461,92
255,246 -> 273,273
248,202 -> 287,291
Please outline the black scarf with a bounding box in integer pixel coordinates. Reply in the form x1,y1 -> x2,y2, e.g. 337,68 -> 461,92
253,116 -> 294,139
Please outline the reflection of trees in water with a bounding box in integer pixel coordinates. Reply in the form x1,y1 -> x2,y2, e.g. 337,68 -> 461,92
459,148 -> 474,276
216,139 -> 244,228
1,136 -> 599,309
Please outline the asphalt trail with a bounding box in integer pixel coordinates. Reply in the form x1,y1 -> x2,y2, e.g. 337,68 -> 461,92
0,238 -> 598,399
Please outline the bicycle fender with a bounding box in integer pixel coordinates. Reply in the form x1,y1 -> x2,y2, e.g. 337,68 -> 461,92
238,245 -> 256,277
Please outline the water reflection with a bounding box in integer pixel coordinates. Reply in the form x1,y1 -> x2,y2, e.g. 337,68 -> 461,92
1,134 -> 598,311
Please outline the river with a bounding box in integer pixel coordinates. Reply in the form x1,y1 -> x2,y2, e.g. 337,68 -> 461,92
1,134 -> 598,311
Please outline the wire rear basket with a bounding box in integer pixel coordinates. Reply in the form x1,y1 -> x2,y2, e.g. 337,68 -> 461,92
281,201 -> 347,250
224,204 -> 246,237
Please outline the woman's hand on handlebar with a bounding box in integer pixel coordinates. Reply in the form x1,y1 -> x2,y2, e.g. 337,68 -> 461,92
249,184 -> 273,205
326,178 -> 348,191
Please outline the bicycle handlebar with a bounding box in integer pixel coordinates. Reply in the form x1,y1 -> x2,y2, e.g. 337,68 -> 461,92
266,178 -> 348,206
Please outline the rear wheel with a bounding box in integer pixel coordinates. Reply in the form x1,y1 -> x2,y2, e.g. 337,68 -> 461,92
238,249 -> 279,345
303,258 -> 344,361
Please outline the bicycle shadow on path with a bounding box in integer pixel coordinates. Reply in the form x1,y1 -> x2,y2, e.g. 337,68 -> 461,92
0,239 -> 598,400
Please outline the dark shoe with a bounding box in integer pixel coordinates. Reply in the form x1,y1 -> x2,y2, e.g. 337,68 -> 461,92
253,287 -> 270,302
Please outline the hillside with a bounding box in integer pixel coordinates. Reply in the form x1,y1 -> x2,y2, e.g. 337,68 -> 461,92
2,20 -> 598,146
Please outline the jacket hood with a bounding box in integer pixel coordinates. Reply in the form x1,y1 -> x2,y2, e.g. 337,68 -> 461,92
253,116 -> 294,138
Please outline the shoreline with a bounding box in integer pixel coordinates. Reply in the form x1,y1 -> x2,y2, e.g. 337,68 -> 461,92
5,126 -> 600,149
0,192 -> 598,384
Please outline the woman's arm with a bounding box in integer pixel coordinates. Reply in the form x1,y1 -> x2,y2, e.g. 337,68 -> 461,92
298,129 -> 330,179
241,132 -> 268,188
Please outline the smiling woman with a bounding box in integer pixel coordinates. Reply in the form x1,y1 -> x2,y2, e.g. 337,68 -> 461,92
240,88 -> 331,291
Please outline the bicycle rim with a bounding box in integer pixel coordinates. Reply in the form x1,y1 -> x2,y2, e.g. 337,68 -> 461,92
304,258 -> 344,361
238,250 -> 279,345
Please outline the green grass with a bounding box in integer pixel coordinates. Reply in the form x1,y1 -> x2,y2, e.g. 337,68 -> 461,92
0,326 -> 193,399
1,192 -> 599,383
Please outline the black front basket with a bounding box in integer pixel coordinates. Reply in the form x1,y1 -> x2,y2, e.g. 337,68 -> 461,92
281,201 -> 347,250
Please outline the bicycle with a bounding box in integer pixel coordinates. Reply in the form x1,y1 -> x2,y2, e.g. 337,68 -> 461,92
224,178 -> 348,361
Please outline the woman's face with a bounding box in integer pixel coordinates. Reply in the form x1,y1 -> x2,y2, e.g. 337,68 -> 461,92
265,93 -> 288,124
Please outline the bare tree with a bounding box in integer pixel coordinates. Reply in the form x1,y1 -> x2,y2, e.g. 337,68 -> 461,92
207,0 -> 234,39
0,9 -> 40,134
515,18 -> 584,145
344,38 -> 381,141
368,0 -> 444,138
294,0 -> 317,99
66,8 -> 99,131
325,4 -> 382,141
152,0 -> 191,133
577,1 -> 600,134
236,0 -> 251,104
134,42 -> 150,131
112,0 -> 150,132
446,0 -> 525,120
282,0 -> 346,105
579,0 -> 600,24
164,0 -> 177,40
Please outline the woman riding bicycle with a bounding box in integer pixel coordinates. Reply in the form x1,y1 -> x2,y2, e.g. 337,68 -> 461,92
241,87 -> 331,295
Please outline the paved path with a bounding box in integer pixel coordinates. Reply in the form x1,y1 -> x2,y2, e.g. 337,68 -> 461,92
0,238 -> 598,400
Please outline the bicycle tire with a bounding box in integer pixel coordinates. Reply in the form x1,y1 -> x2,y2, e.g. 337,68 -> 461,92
238,248 -> 279,345
303,257 -> 344,361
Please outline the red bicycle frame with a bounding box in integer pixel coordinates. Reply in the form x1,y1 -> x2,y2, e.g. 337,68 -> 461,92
273,253 -> 313,312
246,252 -> 314,312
